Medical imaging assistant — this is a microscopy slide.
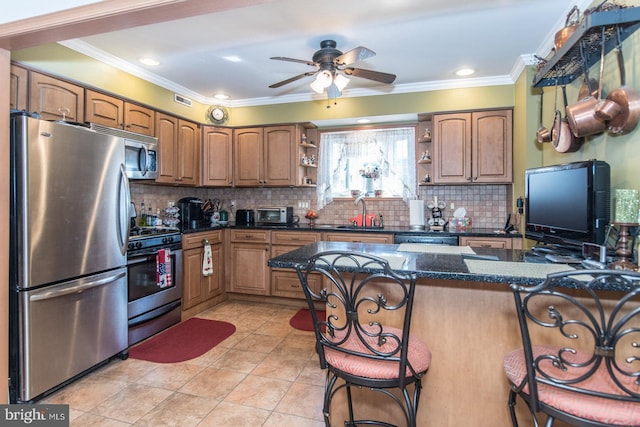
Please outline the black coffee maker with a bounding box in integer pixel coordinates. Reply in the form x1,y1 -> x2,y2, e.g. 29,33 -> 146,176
177,197 -> 206,230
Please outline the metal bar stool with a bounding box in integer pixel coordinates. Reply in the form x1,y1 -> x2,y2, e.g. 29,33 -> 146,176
296,251 -> 431,427
504,269 -> 640,426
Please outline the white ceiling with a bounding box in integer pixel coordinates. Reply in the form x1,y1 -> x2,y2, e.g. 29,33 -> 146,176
10,0 -> 595,107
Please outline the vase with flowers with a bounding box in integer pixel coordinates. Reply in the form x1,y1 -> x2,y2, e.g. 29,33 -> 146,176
359,163 -> 380,195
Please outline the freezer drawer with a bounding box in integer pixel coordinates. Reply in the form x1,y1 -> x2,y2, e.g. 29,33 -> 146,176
16,268 -> 128,402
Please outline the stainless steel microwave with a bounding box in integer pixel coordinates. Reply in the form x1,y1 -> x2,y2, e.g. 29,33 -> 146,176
90,123 -> 158,180
257,207 -> 294,225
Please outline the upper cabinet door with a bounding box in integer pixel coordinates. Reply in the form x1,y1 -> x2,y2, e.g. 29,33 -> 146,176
202,126 -> 233,187
177,119 -> 199,185
234,128 -> 264,186
124,103 -> 155,136
155,113 -> 178,184
264,125 -> 296,186
85,90 -> 124,128
29,71 -> 85,122
472,110 -> 512,183
10,65 -> 28,111
432,113 -> 472,184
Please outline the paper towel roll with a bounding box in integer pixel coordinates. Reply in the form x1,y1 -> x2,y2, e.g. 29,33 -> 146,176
409,200 -> 425,227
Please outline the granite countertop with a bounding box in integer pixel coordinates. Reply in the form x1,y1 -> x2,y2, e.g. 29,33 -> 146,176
184,223 -> 522,238
267,241 -> 626,291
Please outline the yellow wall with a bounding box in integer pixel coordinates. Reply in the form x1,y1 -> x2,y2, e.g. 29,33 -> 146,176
12,32 -> 640,195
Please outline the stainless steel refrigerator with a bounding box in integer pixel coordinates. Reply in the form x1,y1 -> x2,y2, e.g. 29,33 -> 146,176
9,112 -> 131,403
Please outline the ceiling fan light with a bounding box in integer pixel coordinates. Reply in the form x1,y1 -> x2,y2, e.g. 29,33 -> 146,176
334,74 -> 350,92
310,79 -> 326,94
311,70 -> 333,94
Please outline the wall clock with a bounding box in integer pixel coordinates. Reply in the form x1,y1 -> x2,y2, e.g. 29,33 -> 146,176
207,105 -> 229,124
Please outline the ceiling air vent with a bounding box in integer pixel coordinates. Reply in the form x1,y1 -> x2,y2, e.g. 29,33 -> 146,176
174,94 -> 192,107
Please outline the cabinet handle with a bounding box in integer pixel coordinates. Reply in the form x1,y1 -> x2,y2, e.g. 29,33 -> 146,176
290,284 -> 300,288
466,177 -> 472,181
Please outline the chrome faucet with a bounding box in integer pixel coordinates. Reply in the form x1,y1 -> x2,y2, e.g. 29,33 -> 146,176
354,194 -> 367,227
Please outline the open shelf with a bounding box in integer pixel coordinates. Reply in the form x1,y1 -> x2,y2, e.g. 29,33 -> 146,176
533,7 -> 640,87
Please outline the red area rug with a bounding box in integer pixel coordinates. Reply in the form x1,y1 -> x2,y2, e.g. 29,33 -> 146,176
129,318 -> 235,363
289,308 -> 326,332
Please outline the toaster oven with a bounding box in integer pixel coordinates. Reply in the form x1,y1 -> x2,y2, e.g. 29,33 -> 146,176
257,207 -> 294,225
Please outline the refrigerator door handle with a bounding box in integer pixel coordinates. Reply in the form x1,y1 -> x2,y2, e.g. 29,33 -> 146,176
119,163 -> 131,255
29,270 -> 127,302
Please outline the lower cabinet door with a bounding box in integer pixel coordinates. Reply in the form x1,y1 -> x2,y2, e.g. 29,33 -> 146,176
229,243 -> 270,295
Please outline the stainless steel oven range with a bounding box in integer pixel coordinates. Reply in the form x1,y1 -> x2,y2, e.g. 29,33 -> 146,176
127,228 -> 182,345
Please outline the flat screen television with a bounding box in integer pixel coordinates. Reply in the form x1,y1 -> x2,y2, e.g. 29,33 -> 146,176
525,160 -> 610,251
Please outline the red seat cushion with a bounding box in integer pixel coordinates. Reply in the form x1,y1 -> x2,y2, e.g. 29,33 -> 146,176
324,326 -> 431,380
504,345 -> 640,426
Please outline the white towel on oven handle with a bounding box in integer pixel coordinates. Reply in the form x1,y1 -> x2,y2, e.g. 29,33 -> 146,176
202,240 -> 213,276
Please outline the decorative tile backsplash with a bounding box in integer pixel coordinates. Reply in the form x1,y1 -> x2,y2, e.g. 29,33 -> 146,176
131,183 -> 511,229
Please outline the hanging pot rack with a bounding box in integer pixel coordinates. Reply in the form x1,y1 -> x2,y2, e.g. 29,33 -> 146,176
533,7 -> 640,88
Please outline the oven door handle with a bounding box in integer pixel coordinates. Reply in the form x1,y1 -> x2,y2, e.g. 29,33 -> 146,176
128,299 -> 181,327
127,253 -> 159,264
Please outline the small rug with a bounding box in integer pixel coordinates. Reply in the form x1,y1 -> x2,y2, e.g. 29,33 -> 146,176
290,308 -> 326,332
129,318 -> 236,363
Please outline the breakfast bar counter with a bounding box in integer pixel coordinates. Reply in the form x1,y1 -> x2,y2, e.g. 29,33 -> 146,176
268,242 -> 595,427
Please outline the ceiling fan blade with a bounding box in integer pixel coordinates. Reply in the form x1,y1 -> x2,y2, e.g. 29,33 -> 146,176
270,56 -> 316,67
334,46 -> 375,66
269,71 -> 318,88
343,67 -> 396,84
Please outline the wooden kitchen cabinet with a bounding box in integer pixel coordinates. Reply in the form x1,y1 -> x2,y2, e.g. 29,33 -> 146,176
322,232 -> 393,244
228,229 -> 271,295
271,231 -> 320,299
156,112 -> 200,185
460,236 -> 522,250
10,64 -> 28,111
28,71 -> 85,122
234,125 -> 299,187
182,230 -> 224,313
202,126 -> 233,187
432,109 -> 512,184
85,90 -> 155,136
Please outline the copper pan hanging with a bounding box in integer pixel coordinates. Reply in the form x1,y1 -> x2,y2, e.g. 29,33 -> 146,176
553,85 -> 584,153
536,89 -> 551,143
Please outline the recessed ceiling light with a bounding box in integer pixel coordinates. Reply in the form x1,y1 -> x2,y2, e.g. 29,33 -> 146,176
214,94 -> 229,100
357,118 -> 372,124
455,68 -> 475,77
139,57 -> 160,66
223,55 -> 242,63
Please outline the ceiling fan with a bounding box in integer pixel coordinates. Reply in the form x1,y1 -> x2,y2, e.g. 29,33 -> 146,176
269,40 -> 396,97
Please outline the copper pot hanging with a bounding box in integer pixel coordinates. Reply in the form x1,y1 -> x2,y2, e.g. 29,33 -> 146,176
605,27 -> 640,135
554,6 -> 580,51
565,28 -> 608,138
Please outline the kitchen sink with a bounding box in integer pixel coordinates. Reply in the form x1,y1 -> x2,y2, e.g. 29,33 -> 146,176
335,225 -> 384,231
310,224 -> 384,231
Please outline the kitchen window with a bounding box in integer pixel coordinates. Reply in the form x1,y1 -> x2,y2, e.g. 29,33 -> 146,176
316,127 -> 416,209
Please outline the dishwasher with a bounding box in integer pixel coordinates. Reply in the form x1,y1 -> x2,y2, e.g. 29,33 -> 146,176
394,234 -> 459,245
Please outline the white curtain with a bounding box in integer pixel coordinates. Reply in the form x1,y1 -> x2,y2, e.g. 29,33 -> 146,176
316,127 -> 416,209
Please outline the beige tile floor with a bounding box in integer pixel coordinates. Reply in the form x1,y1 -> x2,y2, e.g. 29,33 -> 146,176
41,300 -> 327,427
